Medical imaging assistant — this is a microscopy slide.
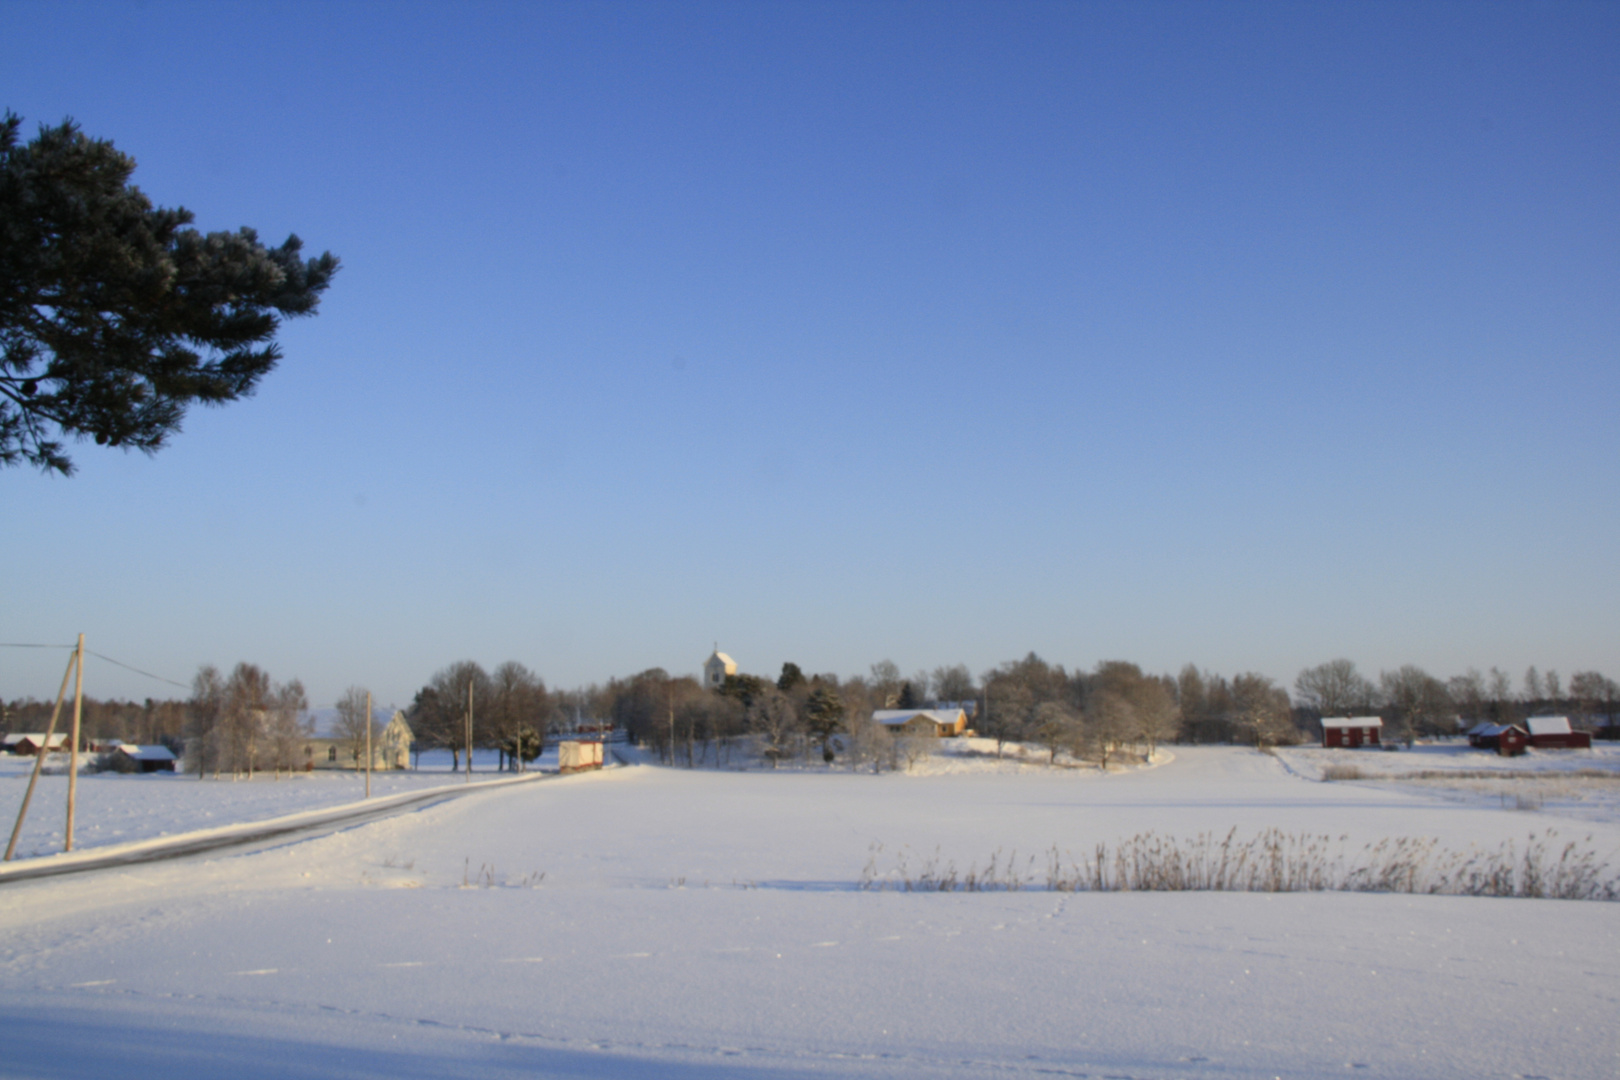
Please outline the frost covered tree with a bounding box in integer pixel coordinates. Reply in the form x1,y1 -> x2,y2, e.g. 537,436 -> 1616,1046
221,662 -> 272,777
0,113 -> 338,474
1231,673 -> 1295,749
266,679 -> 310,775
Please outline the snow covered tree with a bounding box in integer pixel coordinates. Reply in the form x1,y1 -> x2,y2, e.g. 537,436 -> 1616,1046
0,113 -> 338,474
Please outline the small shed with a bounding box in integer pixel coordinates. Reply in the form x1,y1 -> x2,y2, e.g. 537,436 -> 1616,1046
115,745 -> 177,773
873,709 -> 969,738
1320,716 -> 1383,749
1496,725 -> 1530,756
558,740 -> 603,773
1525,716 -> 1592,750
1469,723 -> 1530,756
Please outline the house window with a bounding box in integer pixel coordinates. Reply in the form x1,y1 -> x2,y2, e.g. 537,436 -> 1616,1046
327,746 -> 337,762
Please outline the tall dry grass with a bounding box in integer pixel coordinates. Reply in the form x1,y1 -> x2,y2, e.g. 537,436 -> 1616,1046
859,829 -> 1619,901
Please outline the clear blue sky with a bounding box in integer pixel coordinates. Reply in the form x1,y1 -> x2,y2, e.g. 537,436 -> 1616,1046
3,1 -> 1616,708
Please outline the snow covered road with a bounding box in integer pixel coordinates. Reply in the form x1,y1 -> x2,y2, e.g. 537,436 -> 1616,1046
2,747 -> 1616,1079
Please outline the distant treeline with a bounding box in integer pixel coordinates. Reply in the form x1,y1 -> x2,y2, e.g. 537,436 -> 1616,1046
6,656 -> 1616,772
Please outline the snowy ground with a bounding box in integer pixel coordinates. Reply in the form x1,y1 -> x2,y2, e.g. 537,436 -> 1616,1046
2,745 -> 1618,1079
0,748 -> 546,861
1275,742 -> 1620,826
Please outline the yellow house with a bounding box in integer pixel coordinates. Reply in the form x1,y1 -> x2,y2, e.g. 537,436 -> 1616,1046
873,708 -> 968,737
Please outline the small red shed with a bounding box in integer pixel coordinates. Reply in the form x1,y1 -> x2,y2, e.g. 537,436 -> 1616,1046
1321,716 -> 1383,748
1496,725 -> 1529,756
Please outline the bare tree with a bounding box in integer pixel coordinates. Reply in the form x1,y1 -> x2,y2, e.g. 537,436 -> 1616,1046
1294,660 -> 1376,718
1448,668 -> 1488,725
1231,673 -> 1295,749
747,686 -> 799,767
334,686 -> 378,770
266,679 -> 310,775
186,665 -> 223,778
1088,692 -> 1136,768
488,661 -> 549,772
1033,701 -> 1081,764
1570,671 -> 1619,728
867,660 -> 903,708
222,663 -> 272,777
1130,678 -> 1181,756
1523,666 -> 1545,706
1379,666 -> 1450,746
409,661 -> 491,770
930,663 -> 975,705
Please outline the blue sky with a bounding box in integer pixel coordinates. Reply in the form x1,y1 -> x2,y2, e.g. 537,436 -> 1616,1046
3,1 -> 1616,708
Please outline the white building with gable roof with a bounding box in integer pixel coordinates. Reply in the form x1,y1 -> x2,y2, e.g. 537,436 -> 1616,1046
704,648 -> 737,689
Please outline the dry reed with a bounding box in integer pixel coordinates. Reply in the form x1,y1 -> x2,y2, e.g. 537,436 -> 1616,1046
859,829 -> 1619,901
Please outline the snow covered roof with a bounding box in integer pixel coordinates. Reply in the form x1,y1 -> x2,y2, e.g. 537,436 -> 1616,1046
117,745 -> 177,762
873,709 -> 964,728
5,732 -> 68,748
1525,716 -> 1571,736
1320,716 -> 1383,729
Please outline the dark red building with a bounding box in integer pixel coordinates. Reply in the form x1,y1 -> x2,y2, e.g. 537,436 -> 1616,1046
1321,717 -> 1383,748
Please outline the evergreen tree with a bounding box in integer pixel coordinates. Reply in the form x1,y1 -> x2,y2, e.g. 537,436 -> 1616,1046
777,662 -> 806,693
0,113 -> 338,473
803,686 -> 846,764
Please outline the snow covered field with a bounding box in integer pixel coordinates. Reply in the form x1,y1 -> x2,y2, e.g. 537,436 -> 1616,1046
0,748 -> 546,861
2,746 -> 1618,1079
1275,742 -> 1620,826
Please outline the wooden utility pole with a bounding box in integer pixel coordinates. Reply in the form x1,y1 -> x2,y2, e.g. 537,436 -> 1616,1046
64,635 -> 85,851
4,650 -> 76,862
364,690 -> 373,799
465,679 -> 474,781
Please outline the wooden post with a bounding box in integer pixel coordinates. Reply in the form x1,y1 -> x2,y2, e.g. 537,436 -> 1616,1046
65,634 -> 85,851
364,690 -> 372,799
4,651 -> 76,862
466,680 -> 473,781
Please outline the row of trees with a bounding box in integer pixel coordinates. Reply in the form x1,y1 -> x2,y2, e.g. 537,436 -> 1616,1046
186,663 -> 310,778
8,654 -> 1616,775
407,660 -> 551,771
1292,659 -> 1620,745
1,695 -> 188,750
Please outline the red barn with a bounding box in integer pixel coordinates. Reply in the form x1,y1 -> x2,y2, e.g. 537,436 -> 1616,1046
1321,717 -> 1382,748
1525,716 -> 1592,750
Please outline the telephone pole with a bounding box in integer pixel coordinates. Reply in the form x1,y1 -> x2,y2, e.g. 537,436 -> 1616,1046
364,690 -> 373,799
64,634 -> 85,850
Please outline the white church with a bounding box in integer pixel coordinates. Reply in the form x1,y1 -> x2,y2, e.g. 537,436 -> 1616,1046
703,648 -> 737,689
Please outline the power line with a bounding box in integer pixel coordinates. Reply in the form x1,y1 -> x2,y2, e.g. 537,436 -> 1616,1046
0,642 -> 74,649
84,651 -> 191,690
